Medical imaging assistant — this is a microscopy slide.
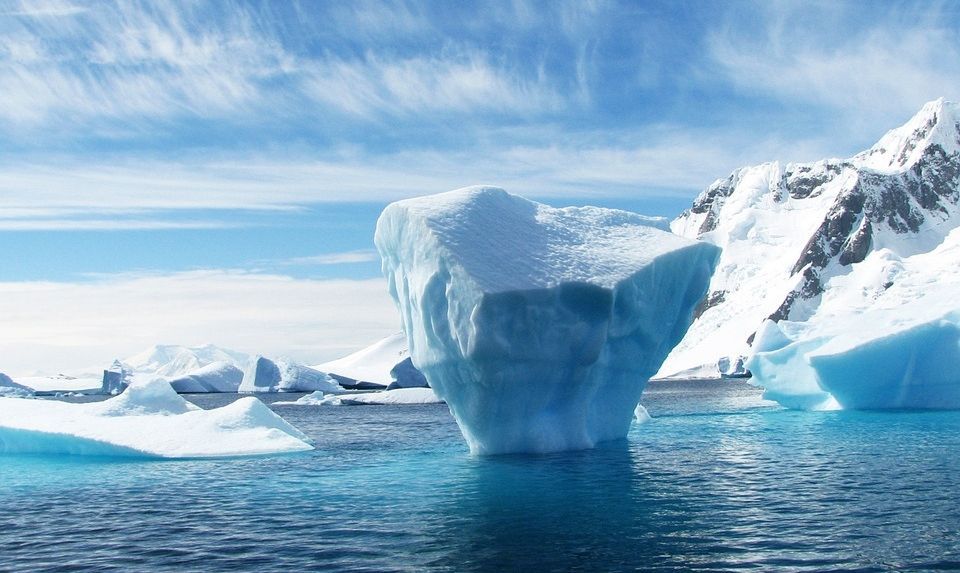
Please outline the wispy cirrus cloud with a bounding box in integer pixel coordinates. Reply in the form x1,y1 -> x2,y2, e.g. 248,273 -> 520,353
0,0 -> 569,137
706,1 -> 960,130
0,125 -> 837,225
278,250 -> 380,266
0,218 -> 237,231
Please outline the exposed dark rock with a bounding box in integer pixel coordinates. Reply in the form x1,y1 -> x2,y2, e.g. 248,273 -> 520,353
692,290 -> 726,320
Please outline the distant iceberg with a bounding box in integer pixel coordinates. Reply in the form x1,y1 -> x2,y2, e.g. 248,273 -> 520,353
167,361 -> 244,393
315,332 -> 428,389
0,379 -> 313,458
239,356 -> 344,393
376,186 -> 719,454
0,373 -> 33,397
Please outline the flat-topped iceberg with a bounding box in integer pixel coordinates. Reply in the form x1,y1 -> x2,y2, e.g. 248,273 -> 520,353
0,379 -> 313,458
375,186 -> 719,454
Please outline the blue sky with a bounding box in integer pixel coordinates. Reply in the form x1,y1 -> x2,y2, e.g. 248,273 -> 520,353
2,0 -> 959,373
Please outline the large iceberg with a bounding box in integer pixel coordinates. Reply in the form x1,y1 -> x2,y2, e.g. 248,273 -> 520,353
0,379 -> 313,458
239,356 -> 344,393
748,226 -> 960,410
375,186 -> 719,454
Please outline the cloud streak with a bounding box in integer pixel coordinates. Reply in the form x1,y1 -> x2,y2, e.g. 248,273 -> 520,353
706,2 -> 960,129
279,250 -> 380,266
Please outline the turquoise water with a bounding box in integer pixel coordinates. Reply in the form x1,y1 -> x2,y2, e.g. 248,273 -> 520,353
2,380 -> 960,572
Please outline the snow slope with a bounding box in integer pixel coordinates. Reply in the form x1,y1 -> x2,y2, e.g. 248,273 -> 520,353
659,98 -> 960,378
315,332 -> 427,389
0,379 -> 313,458
376,186 -> 718,454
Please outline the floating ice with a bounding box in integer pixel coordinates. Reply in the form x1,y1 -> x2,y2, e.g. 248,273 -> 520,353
748,227 -> 960,410
375,186 -> 719,454
0,373 -> 32,397
339,388 -> 443,405
101,360 -> 130,395
0,378 -> 313,458
274,391 -> 328,406
167,361 -> 244,393
239,356 -> 344,393
633,404 -> 651,424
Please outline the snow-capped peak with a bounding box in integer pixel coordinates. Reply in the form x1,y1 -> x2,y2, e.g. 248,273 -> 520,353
854,98 -> 960,172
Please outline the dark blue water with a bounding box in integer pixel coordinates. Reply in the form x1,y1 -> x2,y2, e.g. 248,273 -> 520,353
2,380 -> 960,572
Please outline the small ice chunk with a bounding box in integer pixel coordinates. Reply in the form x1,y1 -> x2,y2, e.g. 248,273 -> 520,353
633,404 -> 651,424
337,387 -> 443,405
274,391 -> 327,406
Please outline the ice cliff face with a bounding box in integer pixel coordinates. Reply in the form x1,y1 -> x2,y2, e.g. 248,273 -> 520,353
660,98 -> 960,378
375,186 -> 719,454
239,356 -> 343,393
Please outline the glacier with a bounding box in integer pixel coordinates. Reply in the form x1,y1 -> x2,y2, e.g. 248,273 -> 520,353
659,98 -> 960,379
239,356 -> 344,393
0,378 -> 313,458
375,186 -> 719,454
748,224 -> 960,410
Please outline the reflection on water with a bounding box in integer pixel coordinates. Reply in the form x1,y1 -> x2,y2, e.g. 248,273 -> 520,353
2,380 -> 960,571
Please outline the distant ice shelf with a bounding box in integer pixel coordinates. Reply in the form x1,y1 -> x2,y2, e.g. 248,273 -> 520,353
0,379 -> 313,458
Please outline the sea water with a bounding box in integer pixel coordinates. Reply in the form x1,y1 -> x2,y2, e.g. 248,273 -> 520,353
1,380 -> 959,572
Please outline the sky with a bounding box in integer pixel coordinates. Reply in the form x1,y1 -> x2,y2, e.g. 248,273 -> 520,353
2,0 -> 959,374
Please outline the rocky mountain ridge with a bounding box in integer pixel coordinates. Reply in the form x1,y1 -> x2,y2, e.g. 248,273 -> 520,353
658,98 -> 960,378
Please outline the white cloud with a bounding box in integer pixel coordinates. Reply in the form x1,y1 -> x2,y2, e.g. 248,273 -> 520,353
279,250 -> 380,266
0,1 -> 564,132
707,4 -> 960,128
0,270 -> 400,376
303,51 -> 563,118
0,124 -> 839,224
0,218 -> 236,231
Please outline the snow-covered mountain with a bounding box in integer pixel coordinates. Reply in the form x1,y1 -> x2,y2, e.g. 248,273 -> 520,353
123,344 -> 249,378
658,98 -> 960,378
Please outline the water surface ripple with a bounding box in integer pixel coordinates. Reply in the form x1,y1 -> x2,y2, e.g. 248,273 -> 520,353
2,380 -> 959,572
